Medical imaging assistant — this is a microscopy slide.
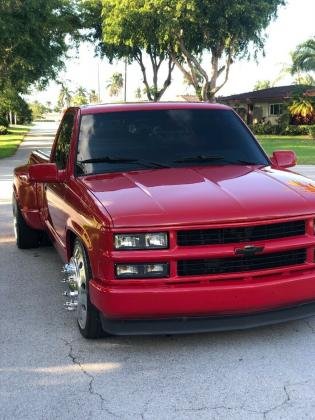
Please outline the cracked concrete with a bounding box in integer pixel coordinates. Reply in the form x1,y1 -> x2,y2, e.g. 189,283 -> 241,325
62,338 -> 119,418
1,121 -> 315,420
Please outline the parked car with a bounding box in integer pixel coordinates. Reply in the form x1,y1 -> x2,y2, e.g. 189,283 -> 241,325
13,102 -> 315,338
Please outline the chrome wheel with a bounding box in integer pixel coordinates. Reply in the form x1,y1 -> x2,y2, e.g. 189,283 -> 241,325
63,238 -> 104,338
72,244 -> 88,330
13,214 -> 17,240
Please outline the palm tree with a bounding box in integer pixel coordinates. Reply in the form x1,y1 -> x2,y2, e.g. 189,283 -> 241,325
291,38 -> 315,74
72,87 -> 88,106
289,100 -> 314,118
57,84 -> 72,110
106,72 -> 124,97
89,89 -> 99,103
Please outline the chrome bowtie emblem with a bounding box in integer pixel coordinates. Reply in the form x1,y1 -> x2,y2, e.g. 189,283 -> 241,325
235,245 -> 264,256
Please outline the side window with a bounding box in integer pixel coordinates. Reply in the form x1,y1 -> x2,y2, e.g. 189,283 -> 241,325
54,113 -> 75,169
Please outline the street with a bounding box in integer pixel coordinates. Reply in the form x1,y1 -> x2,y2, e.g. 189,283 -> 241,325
1,121 -> 315,420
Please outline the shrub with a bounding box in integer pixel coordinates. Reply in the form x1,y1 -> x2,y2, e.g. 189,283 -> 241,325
250,122 -> 282,135
309,126 -> 315,140
283,125 -> 309,135
0,125 -> 8,135
0,114 -> 9,127
250,122 -> 310,136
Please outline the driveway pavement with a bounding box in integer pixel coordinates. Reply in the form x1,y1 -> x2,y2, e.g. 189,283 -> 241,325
1,121 -> 315,420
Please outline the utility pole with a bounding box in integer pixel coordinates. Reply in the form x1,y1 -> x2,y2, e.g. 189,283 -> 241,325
97,62 -> 101,102
124,58 -> 127,102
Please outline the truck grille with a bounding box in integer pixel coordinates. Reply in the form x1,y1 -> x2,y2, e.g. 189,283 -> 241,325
177,220 -> 305,246
178,249 -> 306,276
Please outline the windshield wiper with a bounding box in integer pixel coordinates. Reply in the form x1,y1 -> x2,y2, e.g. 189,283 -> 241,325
79,157 -> 138,164
227,159 -> 262,165
174,155 -> 225,163
78,157 -> 170,169
174,156 -> 262,165
137,160 -> 170,168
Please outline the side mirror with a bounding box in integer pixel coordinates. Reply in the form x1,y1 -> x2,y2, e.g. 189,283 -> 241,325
270,150 -> 297,169
29,163 -> 65,183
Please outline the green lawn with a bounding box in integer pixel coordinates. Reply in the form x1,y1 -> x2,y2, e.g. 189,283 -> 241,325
0,125 -> 31,159
257,135 -> 315,165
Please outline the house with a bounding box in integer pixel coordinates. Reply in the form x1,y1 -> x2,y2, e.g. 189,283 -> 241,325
218,85 -> 315,125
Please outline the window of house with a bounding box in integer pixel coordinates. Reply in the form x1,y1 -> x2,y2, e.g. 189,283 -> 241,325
269,104 -> 283,116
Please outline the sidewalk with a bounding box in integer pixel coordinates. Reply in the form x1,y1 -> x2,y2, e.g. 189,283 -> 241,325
295,165 -> 315,180
0,121 -> 58,237
0,122 -> 58,203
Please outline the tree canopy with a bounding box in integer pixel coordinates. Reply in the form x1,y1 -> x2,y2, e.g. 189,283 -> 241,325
165,0 -> 286,101
0,0 -> 83,94
85,0 -> 175,101
85,0 -> 285,102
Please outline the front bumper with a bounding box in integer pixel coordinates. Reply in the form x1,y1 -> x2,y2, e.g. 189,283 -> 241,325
99,300 -> 315,335
90,266 -> 315,331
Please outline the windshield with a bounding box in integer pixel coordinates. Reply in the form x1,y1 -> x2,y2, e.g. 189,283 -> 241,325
76,109 -> 269,175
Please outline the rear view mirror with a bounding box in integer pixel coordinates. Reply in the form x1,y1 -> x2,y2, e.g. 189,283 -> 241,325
270,150 -> 297,169
29,163 -> 65,182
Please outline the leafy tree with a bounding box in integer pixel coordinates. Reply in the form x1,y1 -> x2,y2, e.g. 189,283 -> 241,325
253,80 -> 272,90
0,89 -> 32,125
291,38 -> 315,74
106,73 -> 124,98
87,0 -> 285,102
0,0 -> 83,94
166,0 -> 285,101
86,0 -> 175,101
29,101 -> 48,120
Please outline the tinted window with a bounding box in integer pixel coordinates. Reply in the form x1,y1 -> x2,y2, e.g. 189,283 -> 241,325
76,109 -> 268,175
54,113 -> 75,169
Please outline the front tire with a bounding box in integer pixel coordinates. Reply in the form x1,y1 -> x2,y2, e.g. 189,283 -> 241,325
72,239 -> 103,339
13,196 -> 41,249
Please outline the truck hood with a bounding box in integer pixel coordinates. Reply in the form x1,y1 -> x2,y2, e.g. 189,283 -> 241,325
81,166 -> 315,228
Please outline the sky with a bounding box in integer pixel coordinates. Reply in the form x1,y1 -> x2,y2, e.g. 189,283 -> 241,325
27,0 -> 315,106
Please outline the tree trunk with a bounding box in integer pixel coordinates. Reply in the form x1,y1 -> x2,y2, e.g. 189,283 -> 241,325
172,43 -> 233,102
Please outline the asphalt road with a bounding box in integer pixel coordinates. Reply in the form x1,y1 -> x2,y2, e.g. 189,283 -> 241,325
1,121 -> 315,420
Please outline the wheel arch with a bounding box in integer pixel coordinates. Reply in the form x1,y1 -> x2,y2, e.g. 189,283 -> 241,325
65,228 -> 96,278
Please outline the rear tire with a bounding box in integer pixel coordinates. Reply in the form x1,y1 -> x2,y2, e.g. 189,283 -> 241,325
13,196 -> 41,249
72,239 -> 104,339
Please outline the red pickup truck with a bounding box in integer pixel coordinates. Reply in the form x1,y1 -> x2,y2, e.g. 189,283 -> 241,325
13,102 -> 315,338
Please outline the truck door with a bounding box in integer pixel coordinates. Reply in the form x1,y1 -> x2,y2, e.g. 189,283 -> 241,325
44,111 -> 75,247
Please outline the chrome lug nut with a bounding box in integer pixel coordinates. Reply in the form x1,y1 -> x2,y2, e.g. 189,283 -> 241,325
63,291 -> 79,297
64,300 -> 78,311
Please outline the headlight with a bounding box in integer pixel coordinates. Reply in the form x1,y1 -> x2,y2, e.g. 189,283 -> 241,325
114,233 -> 168,250
115,263 -> 169,279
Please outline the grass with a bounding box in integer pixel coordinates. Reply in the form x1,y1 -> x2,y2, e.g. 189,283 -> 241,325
257,135 -> 315,165
0,125 -> 31,159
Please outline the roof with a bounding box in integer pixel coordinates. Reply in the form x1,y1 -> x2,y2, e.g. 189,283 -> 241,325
80,101 -> 230,115
218,85 -> 315,103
